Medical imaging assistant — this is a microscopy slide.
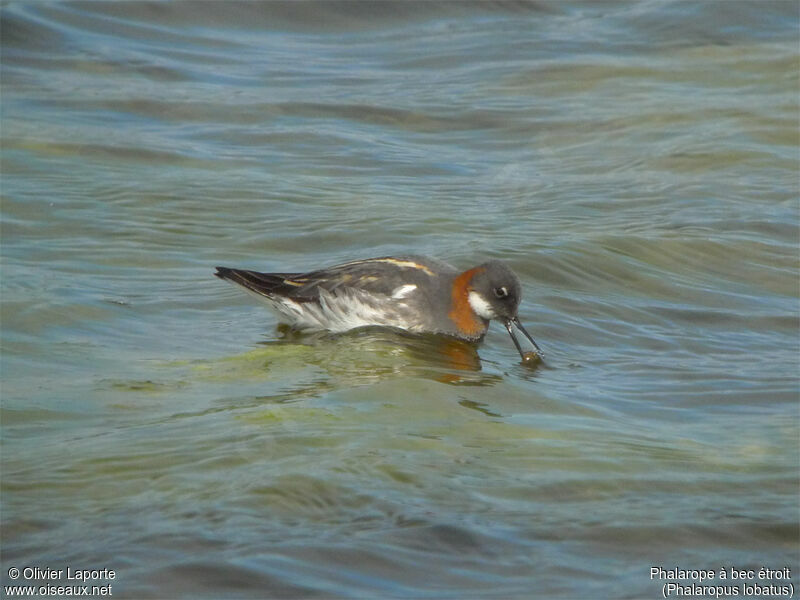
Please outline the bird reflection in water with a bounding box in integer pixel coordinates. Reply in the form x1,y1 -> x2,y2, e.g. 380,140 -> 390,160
270,324 -> 507,386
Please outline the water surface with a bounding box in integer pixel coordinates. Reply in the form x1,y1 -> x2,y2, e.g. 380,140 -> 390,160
1,1 -> 798,598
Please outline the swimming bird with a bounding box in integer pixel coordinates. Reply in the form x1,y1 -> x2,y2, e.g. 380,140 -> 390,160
214,255 -> 542,361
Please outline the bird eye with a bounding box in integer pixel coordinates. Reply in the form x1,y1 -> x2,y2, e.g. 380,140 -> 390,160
494,286 -> 508,298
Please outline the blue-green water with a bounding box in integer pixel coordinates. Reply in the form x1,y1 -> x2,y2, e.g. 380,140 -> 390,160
1,1 -> 798,598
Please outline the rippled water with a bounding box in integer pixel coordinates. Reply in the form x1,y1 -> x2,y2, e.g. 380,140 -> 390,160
2,1 -> 798,598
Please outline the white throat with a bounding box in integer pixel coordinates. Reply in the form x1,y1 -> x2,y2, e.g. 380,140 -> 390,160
468,291 -> 496,320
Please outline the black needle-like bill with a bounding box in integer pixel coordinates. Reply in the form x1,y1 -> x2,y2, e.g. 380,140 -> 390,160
504,317 -> 543,361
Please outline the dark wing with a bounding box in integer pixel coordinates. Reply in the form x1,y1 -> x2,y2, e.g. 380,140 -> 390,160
284,257 -> 443,299
214,264 -> 390,300
216,256 -> 447,301
214,267 -> 304,299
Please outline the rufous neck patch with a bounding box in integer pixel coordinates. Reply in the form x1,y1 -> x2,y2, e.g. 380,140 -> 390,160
448,267 -> 488,338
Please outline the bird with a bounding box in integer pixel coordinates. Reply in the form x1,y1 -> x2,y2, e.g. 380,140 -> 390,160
214,255 -> 542,362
